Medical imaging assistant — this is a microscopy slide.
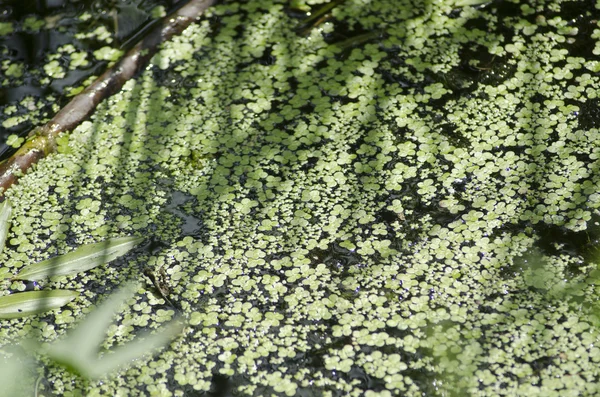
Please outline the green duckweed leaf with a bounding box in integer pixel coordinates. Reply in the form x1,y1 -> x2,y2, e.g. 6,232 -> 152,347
45,282 -> 184,379
0,290 -> 79,319
0,200 -> 12,255
15,236 -> 143,281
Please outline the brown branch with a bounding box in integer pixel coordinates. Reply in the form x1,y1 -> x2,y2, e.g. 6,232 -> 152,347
0,0 -> 216,198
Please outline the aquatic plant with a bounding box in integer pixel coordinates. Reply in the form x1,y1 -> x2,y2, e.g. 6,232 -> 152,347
1,0 -> 600,395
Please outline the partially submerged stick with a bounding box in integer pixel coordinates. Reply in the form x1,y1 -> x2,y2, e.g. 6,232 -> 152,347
0,0 -> 216,198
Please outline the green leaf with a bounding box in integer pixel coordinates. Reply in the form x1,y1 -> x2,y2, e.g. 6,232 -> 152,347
15,236 -> 143,281
0,200 -> 12,255
0,345 -> 36,396
84,318 -> 184,378
0,290 -> 79,319
45,282 -> 184,379
451,0 -> 490,6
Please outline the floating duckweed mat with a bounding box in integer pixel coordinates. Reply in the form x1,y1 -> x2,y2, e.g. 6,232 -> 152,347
2,0 -> 600,395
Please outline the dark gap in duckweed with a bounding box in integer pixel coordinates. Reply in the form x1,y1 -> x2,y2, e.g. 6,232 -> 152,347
378,67 -> 417,89
524,355 -> 558,376
346,366 -> 374,390
232,14 -> 249,39
436,68 -> 477,94
472,55 -> 516,87
282,6 -> 308,21
229,97 -> 252,106
206,6 -> 231,36
321,18 -> 372,45
409,192 -> 460,228
298,155 -> 318,172
0,75 -> 48,105
255,45 -> 276,66
177,385 -> 208,397
458,43 -> 497,74
206,373 -> 233,397
376,51 -> 420,87
576,97 -> 600,130
576,220 -> 600,269
474,0 -> 523,31
496,259 -> 529,283
304,334 -> 354,366
346,131 -> 368,156
478,303 -> 500,316
164,189 -> 206,237
554,0 -> 596,24
139,236 -> 171,256
309,242 -> 361,276
533,222 -> 590,263
295,102 -> 316,118
545,1 -> 597,58
439,121 -> 470,149
153,67 -> 196,99
376,208 -> 400,225
4,29 -> 71,67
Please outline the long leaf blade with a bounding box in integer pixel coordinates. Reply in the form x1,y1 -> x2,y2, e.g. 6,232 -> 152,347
50,283 -> 139,363
15,236 -> 143,281
0,290 -> 79,319
0,344 -> 36,396
46,282 -> 184,379
0,200 -> 12,255
88,319 -> 184,378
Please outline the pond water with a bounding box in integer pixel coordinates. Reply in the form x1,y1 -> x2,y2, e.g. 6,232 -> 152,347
1,0 -> 600,396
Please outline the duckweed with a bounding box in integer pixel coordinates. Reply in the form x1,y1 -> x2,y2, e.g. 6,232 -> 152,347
2,0 -> 600,395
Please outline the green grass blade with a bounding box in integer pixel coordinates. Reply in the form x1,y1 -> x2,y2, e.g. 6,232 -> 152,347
15,236 -> 143,281
0,290 -> 79,319
0,200 -> 12,255
46,282 -> 184,379
451,0 -> 490,6
0,345 -> 35,396
45,283 -> 138,375
85,318 -> 184,378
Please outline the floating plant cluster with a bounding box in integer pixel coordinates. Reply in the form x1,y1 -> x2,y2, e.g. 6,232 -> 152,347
1,0 -> 600,395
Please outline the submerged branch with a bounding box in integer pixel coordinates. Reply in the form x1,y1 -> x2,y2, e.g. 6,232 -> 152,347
295,0 -> 346,36
0,0 -> 216,198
